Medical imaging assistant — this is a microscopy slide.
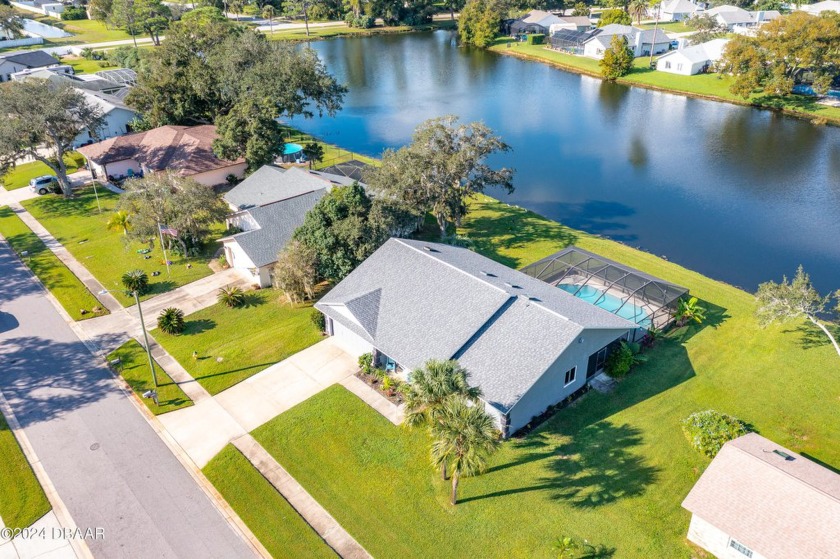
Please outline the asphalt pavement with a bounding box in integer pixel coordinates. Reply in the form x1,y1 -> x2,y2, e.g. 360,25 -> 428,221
0,243 -> 256,559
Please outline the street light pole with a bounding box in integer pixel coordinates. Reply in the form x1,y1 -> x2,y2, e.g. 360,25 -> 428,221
133,290 -> 159,388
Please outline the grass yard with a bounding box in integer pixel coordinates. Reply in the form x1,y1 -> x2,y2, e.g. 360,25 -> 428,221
1,152 -> 85,191
0,411 -> 51,530
106,340 -> 193,415
490,41 -> 840,124
63,56 -> 109,74
21,187 -> 219,307
638,21 -> 693,32
264,19 -> 455,42
154,289 -> 323,395
280,126 -> 379,171
250,195 -> 840,558
0,207 -> 106,321
11,12 -> 136,46
203,445 -> 337,559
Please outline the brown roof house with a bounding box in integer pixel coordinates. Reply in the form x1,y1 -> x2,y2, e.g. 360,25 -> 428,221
77,125 -> 246,187
682,433 -> 840,559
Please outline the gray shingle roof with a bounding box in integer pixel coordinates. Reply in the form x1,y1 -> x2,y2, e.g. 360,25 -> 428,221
316,239 -> 634,412
224,166 -> 334,210
0,50 -> 60,69
223,190 -> 325,268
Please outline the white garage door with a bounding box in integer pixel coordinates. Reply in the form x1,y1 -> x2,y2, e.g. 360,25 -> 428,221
331,320 -> 373,357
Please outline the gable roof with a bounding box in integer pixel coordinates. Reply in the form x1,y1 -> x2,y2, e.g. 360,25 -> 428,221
658,38 -> 729,64
521,9 -> 565,26
77,89 -> 134,116
221,190 -> 326,268
660,0 -> 702,14
77,125 -> 242,177
0,50 -> 60,69
801,0 -> 840,13
316,239 -> 635,413
224,165 -> 335,209
682,433 -> 840,559
585,25 -> 670,47
556,15 -> 592,26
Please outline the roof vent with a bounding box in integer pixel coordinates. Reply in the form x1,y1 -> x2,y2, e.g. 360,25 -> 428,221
422,245 -> 437,252
504,282 -> 521,289
480,271 -> 497,277
772,449 -> 795,461
528,296 -> 541,302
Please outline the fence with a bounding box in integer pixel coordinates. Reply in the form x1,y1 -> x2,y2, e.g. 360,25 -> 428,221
0,37 -> 43,49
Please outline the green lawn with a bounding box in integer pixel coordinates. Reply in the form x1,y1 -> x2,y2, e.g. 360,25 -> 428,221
264,19 -> 455,42
0,207 -> 106,321
154,289 -> 324,395
0,411 -> 51,530
249,195 -> 840,558
21,187 -> 219,307
63,56 -> 109,74
281,126 -> 379,171
638,21 -> 692,32
107,339 -> 193,415
203,445 -> 337,559
1,152 -> 85,191
11,12 -> 136,46
490,41 -> 840,124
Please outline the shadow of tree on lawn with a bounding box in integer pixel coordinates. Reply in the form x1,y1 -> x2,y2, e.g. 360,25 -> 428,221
782,321 -> 840,351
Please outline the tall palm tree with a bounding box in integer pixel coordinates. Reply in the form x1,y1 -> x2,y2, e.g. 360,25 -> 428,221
262,5 -> 275,34
431,397 -> 500,505
107,210 -> 131,236
629,0 -> 648,25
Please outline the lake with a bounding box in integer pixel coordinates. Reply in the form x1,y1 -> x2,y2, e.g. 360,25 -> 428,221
289,30 -> 840,293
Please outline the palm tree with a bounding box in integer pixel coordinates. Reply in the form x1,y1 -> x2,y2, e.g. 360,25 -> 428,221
107,210 -> 131,236
431,397 -> 500,505
262,4 -> 275,34
629,0 -> 648,25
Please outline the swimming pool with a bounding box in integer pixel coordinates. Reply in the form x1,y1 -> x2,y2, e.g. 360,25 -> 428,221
557,283 -> 650,327
283,143 -> 303,156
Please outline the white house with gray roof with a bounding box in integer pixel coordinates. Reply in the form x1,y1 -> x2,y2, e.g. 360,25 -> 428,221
682,433 -> 840,559
656,38 -> 729,75
316,239 -> 637,436
583,25 -> 671,59
223,165 -> 356,210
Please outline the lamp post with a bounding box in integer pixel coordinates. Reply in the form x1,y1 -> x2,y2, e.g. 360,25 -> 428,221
99,288 -> 159,389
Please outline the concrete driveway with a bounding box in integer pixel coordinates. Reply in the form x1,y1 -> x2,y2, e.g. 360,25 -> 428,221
158,338 -> 358,467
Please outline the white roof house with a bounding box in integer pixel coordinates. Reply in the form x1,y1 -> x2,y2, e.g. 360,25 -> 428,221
706,5 -> 780,31
656,38 -> 729,75
73,89 -> 138,147
800,0 -> 840,14
682,433 -> 840,559
660,0 -> 703,22
510,10 -> 568,34
583,24 -> 672,59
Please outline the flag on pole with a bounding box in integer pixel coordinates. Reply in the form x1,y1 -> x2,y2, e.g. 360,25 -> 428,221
159,224 -> 179,237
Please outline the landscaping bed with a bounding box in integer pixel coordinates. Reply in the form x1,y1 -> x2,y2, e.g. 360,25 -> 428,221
106,339 -> 193,415
355,370 -> 404,405
203,444 -> 336,559
245,196 -> 840,558
0,411 -> 51,530
154,289 -> 323,395
21,187 -> 219,306
1,152 -> 85,191
0,206 -> 106,321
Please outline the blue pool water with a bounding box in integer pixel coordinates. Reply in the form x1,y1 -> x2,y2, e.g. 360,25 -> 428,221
558,283 -> 650,327
283,143 -> 303,155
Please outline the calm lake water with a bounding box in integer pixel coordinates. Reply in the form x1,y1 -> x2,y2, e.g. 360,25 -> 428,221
290,31 -> 840,292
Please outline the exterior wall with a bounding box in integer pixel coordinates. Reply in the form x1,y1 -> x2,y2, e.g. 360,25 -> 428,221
102,158 -> 141,179
75,108 -> 137,147
583,40 -> 607,59
638,41 -> 671,57
329,319 -> 373,357
657,54 -> 705,75
190,162 -> 247,188
506,328 -> 628,435
222,239 -> 261,284
687,514 -> 768,559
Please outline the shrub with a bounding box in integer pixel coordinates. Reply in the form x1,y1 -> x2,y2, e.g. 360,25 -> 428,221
61,6 -> 88,20
600,34 -> 634,80
218,286 -> 245,308
157,307 -> 185,334
217,254 -> 228,269
525,33 -> 544,45
358,352 -> 374,375
310,309 -> 326,332
604,341 -> 644,378
121,269 -> 150,295
682,410 -> 749,457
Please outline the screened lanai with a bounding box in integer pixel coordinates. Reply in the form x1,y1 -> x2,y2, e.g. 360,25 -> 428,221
520,247 -> 689,330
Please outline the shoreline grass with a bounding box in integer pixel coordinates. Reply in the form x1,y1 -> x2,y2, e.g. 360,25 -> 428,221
264,19 -> 455,42
489,41 -> 840,126
0,206 -> 107,321
203,444 -> 337,559
107,339 -> 193,415
0,411 -> 51,530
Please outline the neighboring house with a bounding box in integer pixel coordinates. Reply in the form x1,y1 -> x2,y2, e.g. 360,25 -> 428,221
510,10 -> 567,34
800,0 -> 840,14
73,90 -> 138,147
682,433 -> 840,559
223,165 -> 352,211
0,50 -> 61,82
316,239 -> 647,437
219,190 -> 326,288
656,38 -> 729,75
77,125 -> 246,187
659,0 -> 703,21
548,16 -> 593,33
549,28 -> 595,55
705,5 -> 779,31
583,24 -> 671,58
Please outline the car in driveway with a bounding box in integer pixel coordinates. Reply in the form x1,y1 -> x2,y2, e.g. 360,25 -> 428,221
29,175 -> 63,195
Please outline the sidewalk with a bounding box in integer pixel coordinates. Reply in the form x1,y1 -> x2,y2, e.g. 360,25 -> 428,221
0,513 -> 77,559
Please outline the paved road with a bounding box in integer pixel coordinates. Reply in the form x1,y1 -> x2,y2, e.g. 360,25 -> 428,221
0,244 -> 256,559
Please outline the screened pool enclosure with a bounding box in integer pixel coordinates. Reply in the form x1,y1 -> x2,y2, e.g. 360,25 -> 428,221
521,247 -> 689,330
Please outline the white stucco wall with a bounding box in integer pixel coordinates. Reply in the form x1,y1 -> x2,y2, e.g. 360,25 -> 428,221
583,40 -> 608,59
191,163 -> 247,188
687,514 -> 768,559
505,328 -> 628,435
330,319 -> 373,357
657,53 -> 704,75
75,108 -> 137,147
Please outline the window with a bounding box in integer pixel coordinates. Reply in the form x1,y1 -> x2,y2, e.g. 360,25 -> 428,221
595,347 -> 609,370
665,61 -> 671,69
729,539 -> 754,558
676,63 -> 683,71
563,367 -> 577,386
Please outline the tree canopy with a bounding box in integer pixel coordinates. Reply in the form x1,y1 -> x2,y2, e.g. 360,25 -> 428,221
717,12 -> 840,98
365,116 -> 514,238
458,0 -> 508,48
598,8 -> 632,27
600,34 -> 634,80
0,80 -> 104,197
0,5 -> 24,38
109,0 -> 172,45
